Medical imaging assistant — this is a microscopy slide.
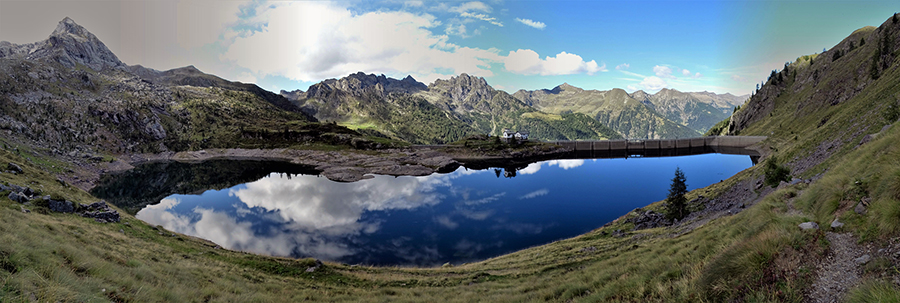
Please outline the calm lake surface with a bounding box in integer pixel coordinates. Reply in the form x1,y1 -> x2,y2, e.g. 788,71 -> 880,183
94,154 -> 753,266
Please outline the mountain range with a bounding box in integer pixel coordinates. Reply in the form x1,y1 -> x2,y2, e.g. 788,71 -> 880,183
282,73 -> 746,143
1,17 -> 745,152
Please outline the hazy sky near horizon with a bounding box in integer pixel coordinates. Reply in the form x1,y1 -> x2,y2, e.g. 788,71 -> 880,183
1,0 -> 897,95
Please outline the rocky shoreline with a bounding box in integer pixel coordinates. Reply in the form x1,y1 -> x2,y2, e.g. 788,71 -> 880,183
83,144 -> 573,186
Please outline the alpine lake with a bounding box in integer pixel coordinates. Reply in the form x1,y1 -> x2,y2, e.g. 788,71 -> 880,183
92,150 -> 756,267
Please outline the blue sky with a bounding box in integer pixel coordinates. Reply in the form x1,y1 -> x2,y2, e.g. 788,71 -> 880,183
1,0 -> 897,95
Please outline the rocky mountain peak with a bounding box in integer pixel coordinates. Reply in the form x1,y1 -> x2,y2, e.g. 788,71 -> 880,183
14,17 -> 126,71
52,17 -> 91,38
550,83 -> 582,94
429,73 -> 495,106
306,72 -> 426,99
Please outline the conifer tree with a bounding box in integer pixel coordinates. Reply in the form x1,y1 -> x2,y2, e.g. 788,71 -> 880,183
666,167 -> 689,221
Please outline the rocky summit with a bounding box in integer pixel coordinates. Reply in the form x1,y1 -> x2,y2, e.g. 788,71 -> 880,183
0,17 -> 123,71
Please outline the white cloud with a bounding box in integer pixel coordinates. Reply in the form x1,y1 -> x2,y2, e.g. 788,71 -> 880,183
547,159 -> 585,169
460,12 -> 503,27
504,49 -> 606,76
434,216 -> 459,229
626,85 -> 640,91
519,189 -> 549,199
515,18 -> 546,29
640,76 -> 668,90
223,2 -> 502,85
653,65 -> 676,79
682,69 -> 702,79
445,23 -> 469,37
616,63 -> 630,70
619,70 -> 645,78
518,162 -> 543,175
462,192 -> 506,205
450,1 -> 492,13
731,74 -> 746,82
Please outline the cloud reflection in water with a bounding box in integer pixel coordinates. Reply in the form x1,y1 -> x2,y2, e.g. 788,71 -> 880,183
137,169 -> 486,263
121,154 -> 753,266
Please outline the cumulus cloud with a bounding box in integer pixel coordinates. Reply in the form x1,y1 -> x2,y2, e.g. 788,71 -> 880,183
616,63 -> 630,70
692,72 -> 703,79
653,65 -> 676,79
505,49 -> 606,76
223,2 -> 502,84
518,162 -> 543,175
682,69 -> 691,76
640,76 -> 668,90
516,18 -> 546,29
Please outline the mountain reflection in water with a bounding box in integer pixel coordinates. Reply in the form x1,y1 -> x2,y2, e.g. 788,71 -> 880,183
95,155 -> 753,266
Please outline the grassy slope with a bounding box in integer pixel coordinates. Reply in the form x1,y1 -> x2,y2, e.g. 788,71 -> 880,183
0,140 -> 813,302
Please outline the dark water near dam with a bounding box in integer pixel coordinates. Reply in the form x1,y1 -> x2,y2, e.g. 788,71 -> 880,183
93,154 -> 753,266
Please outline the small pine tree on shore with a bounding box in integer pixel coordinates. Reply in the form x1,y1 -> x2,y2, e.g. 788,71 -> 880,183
666,167 -> 689,222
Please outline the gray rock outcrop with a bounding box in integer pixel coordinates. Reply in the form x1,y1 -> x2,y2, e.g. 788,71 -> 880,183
8,192 -> 28,203
6,162 -> 23,174
626,210 -> 671,230
48,198 -> 74,213
78,201 -> 120,223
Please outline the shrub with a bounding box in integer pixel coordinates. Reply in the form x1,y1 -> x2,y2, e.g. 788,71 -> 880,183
764,157 -> 791,188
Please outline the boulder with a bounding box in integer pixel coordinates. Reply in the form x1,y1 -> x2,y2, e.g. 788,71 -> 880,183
48,199 -> 74,213
855,202 -> 868,215
830,219 -> 845,229
799,222 -> 819,230
854,254 -> 871,265
6,162 -> 23,174
7,192 -> 28,203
